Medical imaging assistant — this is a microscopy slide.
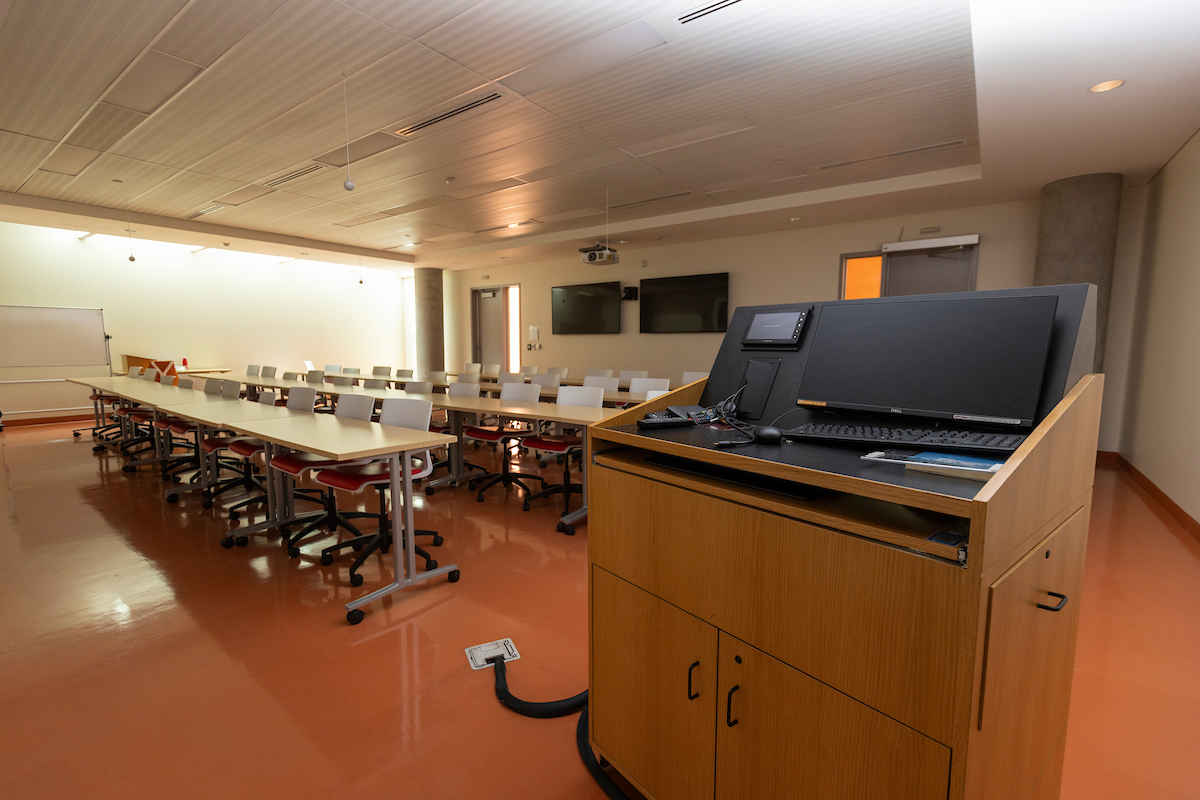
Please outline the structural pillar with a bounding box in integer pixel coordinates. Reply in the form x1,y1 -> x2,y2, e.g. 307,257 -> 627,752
414,267 -> 445,377
1033,173 -> 1123,371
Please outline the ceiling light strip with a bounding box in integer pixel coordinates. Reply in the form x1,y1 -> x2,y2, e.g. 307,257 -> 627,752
263,164 -> 325,188
396,93 -> 503,137
679,0 -> 744,24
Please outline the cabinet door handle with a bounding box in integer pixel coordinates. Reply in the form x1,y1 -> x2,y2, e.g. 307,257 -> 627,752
1037,591 -> 1068,612
687,661 -> 700,700
726,685 -> 740,727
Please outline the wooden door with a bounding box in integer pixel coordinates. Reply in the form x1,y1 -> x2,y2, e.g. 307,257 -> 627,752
591,567 -> 718,800
968,506 -> 1090,800
715,633 -> 951,800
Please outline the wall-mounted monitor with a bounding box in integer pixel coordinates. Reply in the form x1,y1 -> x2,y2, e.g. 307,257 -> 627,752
640,272 -> 728,333
551,281 -> 621,334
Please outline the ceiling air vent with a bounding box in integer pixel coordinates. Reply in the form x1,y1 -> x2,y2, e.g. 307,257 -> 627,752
185,204 -> 223,220
819,140 -> 966,170
679,0 -> 744,24
396,92 -> 503,137
263,164 -> 325,188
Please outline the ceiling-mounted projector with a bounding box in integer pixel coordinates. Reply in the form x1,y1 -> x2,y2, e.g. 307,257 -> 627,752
580,245 -> 619,264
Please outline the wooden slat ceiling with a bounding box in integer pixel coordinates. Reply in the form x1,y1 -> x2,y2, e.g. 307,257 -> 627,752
0,0 -> 978,260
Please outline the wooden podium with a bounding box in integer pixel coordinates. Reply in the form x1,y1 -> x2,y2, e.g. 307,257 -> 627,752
586,374 -> 1103,800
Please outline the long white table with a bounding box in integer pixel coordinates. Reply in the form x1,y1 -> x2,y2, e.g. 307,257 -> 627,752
225,413 -> 456,624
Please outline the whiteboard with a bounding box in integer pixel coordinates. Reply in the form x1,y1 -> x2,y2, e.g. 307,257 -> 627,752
0,305 -> 109,367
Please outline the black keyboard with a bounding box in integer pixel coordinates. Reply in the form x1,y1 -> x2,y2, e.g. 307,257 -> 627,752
783,423 -> 1027,453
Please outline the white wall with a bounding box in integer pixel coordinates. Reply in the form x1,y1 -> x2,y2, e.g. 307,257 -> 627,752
0,222 -> 408,420
446,199 -> 1045,387
1121,130 -> 1200,520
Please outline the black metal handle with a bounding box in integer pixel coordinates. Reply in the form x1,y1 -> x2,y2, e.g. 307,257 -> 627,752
1037,591 -> 1068,612
687,661 -> 700,700
726,685 -> 740,727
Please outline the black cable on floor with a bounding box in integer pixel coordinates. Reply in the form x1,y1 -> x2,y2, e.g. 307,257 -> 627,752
486,656 -> 628,799
487,655 -> 587,718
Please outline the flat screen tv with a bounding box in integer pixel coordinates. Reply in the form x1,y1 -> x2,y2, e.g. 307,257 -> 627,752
796,294 -> 1059,427
640,272 -> 728,333
551,281 -> 621,334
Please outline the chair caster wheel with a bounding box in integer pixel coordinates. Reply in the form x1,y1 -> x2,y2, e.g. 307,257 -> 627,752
380,545 -> 390,554
122,465 -> 135,473
202,500 -> 212,509
172,475 -> 182,483
73,431 -> 81,438
201,490 -> 211,499
220,537 -> 234,549
425,560 -> 437,570
557,456 -> 564,465
350,574 -> 363,587
350,542 -> 363,552
425,486 -> 435,496
432,535 -> 444,546
468,482 -> 477,490
288,546 -> 300,558
235,536 -> 248,547
320,554 -> 333,566
562,524 -> 575,535
229,511 -> 240,521
448,570 -> 461,583
161,474 -> 170,482
476,494 -> 484,502
93,445 -> 106,452
347,609 -> 365,625
522,502 -> 530,511
167,494 -> 178,503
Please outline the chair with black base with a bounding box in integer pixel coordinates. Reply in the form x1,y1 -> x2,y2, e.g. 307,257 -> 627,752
313,397 -> 441,586
464,382 -> 545,507
182,392 -> 277,512
271,393 -> 378,558
522,385 -> 604,527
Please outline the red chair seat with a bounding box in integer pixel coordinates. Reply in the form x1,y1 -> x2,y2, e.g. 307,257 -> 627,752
200,435 -> 245,454
128,410 -> 155,423
314,463 -> 389,492
315,459 -> 426,492
270,451 -> 340,475
523,435 -> 581,453
153,417 -> 177,430
167,420 -> 197,434
228,438 -> 266,457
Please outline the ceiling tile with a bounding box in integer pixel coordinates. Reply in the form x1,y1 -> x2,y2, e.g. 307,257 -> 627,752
202,190 -> 324,227
214,184 -> 275,206
418,0 -> 678,79
127,170 -> 245,217
55,153 -> 179,207
109,0 -> 409,169
0,0 -> 189,140
39,144 -> 103,176
0,130 -> 56,192
104,49 -> 203,115
64,103 -> 149,151
346,0 -> 484,38
153,0 -> 289,67
186,40 -> 483,183
15,169 -> 74,198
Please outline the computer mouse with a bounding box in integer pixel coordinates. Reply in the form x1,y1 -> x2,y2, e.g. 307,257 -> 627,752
754,425 -> 784,444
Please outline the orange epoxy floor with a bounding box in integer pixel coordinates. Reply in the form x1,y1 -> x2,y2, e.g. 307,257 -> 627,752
1,423 -> 1197,799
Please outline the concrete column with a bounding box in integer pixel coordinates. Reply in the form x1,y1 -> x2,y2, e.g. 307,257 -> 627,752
1033,173 -> 1123,371
413,267 -> 445,376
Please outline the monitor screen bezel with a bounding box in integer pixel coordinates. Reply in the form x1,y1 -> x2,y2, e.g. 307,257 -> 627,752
741,307 -> 807,347
794,294 -> 1059,428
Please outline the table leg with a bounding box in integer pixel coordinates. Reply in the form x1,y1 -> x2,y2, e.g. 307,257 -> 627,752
427,410 -> 465,489
345,449 -> 459,619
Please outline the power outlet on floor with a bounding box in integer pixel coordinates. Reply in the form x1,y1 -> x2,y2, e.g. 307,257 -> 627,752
465,637 -> 521,670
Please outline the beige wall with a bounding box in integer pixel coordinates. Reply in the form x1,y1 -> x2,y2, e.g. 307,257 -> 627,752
446,199 -> 1044,386
1121,130 -> 1200,520
0,222 -> 407,421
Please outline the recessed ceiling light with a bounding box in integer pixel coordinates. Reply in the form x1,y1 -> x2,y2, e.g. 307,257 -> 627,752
507,222 -> 520,228
404,242 -> 416,247
1089,79 -> 1125,93
789,217 -> 800,222
618,240 -> 628,244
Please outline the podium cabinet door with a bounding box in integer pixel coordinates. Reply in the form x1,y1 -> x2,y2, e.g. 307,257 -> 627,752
715,632 -> 951,800
591,567 -> 718,800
